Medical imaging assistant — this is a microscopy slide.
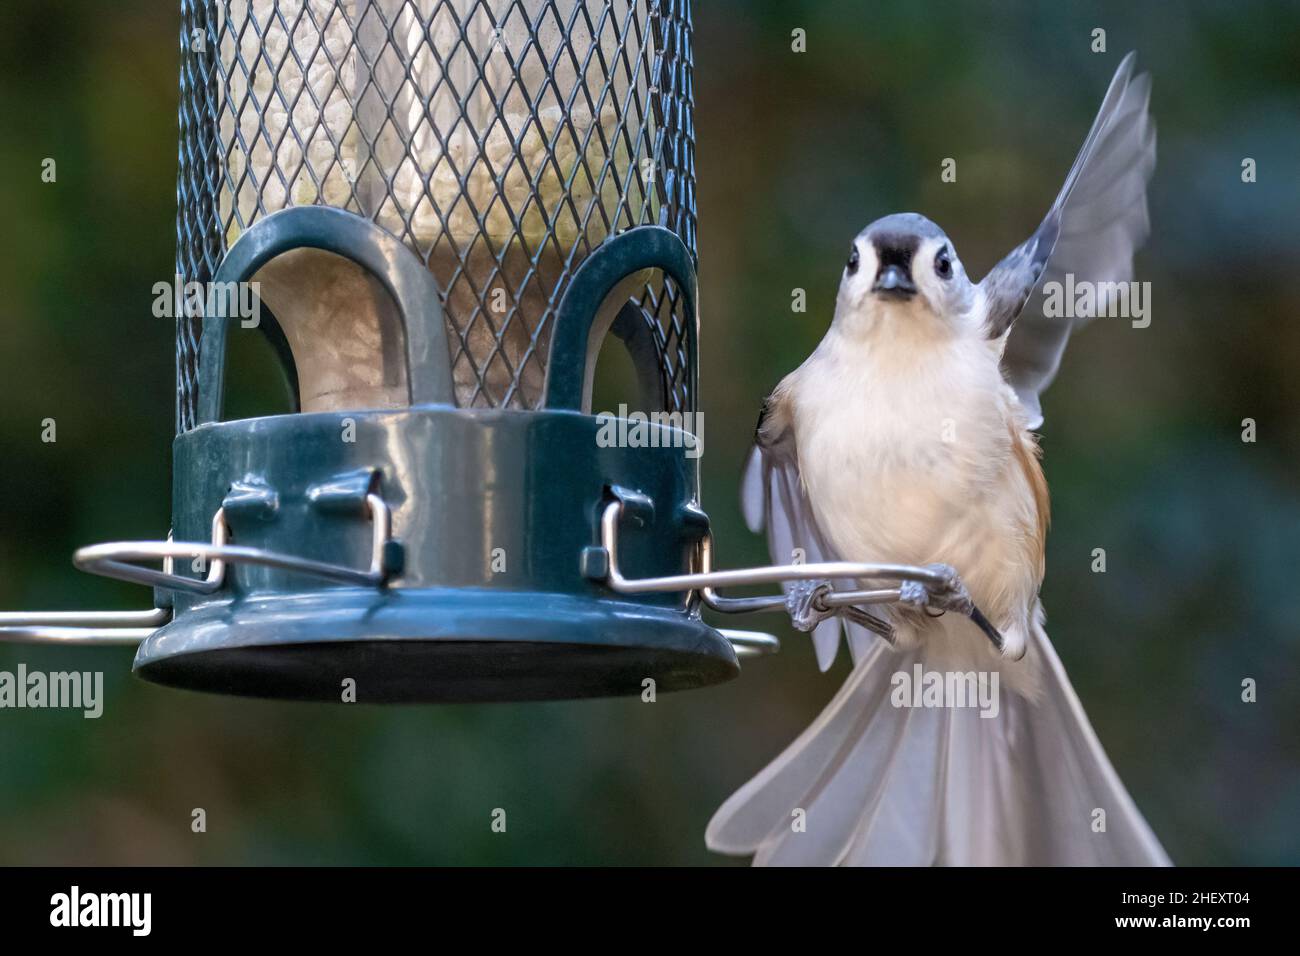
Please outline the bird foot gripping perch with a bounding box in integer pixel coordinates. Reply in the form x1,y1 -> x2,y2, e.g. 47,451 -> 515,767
784,580 -> 893,641
787,571 -> 1004,651
592,489 -> 1006,654
896,564 -> 1006,652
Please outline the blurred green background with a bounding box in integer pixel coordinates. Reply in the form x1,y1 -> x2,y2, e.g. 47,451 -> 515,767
1,0 -> 1297,865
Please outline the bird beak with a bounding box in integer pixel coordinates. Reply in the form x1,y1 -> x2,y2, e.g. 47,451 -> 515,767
872,264 -> 917,299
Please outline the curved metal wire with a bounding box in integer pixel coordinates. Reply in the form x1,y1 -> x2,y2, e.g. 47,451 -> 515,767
0,608 -> 171,646
595,498 -> 1006,651
717,628 -> 780,658
600,499 -> 949,596
73,495 -> 397,593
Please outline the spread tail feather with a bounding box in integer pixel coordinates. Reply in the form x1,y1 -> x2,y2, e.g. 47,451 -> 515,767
706,616 -> 1170,866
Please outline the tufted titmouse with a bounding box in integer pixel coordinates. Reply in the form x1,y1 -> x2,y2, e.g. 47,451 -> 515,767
707,54 -> 1168,865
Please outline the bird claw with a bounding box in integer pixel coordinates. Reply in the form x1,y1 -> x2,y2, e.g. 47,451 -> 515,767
784,580 -> 894,641
898,563 -> 973,616
782,567 -> 1002,651
784,579 -> 835,632
898,563 -> 1005,652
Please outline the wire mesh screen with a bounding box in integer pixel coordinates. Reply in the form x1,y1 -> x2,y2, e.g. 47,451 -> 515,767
176,0 -> 696,431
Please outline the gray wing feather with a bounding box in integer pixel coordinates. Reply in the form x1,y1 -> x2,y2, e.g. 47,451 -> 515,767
742,446 -> 843,670
983,52 -> 1157,428
743,401 -> 882,671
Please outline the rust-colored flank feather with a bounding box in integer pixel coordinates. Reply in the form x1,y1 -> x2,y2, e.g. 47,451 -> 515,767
1013,422 -> 1051,578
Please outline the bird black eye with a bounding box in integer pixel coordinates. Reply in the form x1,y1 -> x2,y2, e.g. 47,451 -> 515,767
846,246 -> 860,275
934,247 -> 953,280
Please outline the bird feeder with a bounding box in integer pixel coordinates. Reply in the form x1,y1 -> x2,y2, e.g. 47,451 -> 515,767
2,0 -> 733,702
2,0 -> 996,703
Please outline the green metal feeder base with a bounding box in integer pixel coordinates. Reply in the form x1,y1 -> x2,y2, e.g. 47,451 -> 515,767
134,589 -> 736,703
133,401 -> 732,704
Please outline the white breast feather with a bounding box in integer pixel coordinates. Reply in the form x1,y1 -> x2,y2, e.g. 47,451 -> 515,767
790,317 -> 1041,664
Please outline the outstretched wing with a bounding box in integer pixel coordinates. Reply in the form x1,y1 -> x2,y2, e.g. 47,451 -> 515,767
742,389 -> 880,671
982,51 -> 1157,428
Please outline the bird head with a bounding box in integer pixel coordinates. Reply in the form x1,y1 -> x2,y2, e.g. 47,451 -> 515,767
835,213 -> 976,337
